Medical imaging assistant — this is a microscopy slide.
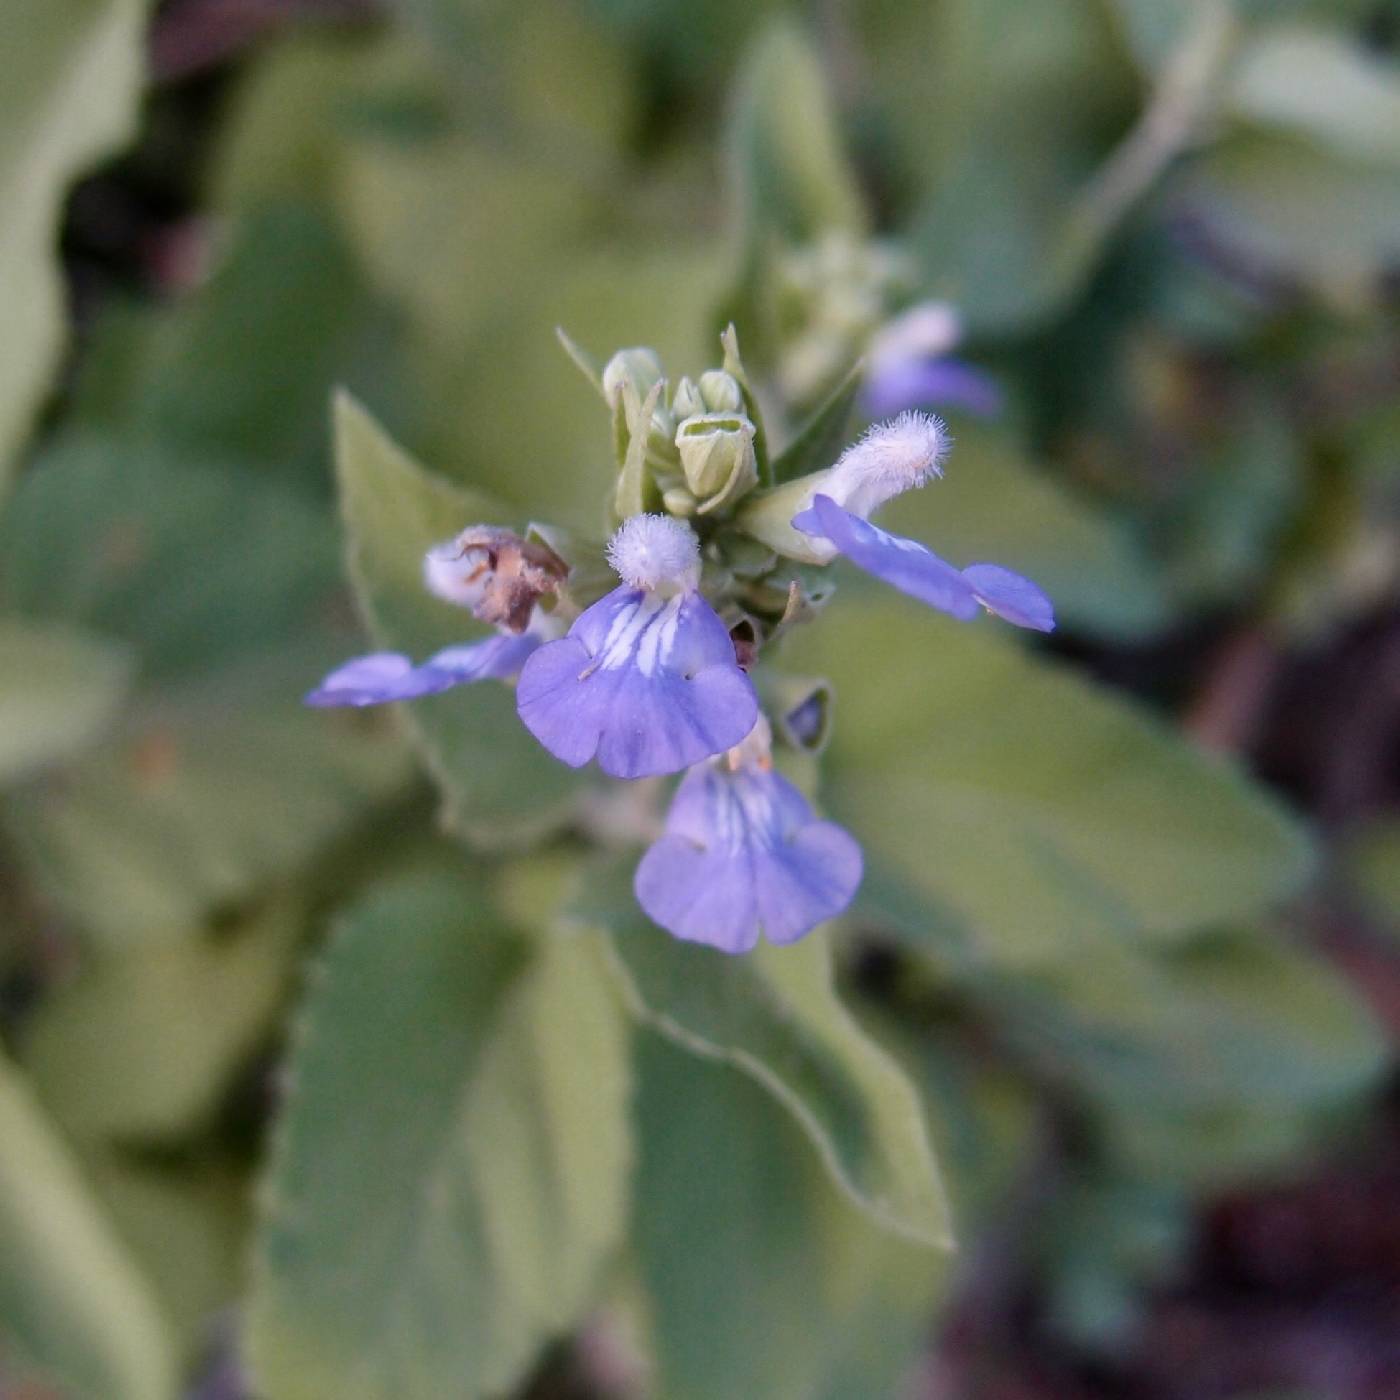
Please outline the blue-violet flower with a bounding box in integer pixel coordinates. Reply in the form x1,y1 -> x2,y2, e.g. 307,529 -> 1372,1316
634,722 -> 861,953
791,414 -> 1055,632
861,301 -> 1002,420
515,515 -> 758,779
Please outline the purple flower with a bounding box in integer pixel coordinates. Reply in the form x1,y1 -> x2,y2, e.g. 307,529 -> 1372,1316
516,516 -> 757,779
305,632 -> 542,707
794,494 -> 1054,632
861,301 -> 1002,420
634,745 -> 862,954
306,522 -> 563,708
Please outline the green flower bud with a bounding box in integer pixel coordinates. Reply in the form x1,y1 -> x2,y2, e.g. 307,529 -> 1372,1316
734,468 -> 839,564
661,484 -> 699,516
674,413 -> 758,514
697,369 -> 744,414
670,376 -> 705,421
602,346 -> 664,405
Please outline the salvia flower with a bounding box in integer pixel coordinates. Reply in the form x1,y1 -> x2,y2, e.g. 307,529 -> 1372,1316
634,722 -> 862,953
305,526 -> 564,707
515,515 -> 758,779
790,415 -> 1055,633
861,300 -> 1003,420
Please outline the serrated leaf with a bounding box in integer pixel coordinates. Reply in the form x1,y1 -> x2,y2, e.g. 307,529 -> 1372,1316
0,1052 -> 178,1400
882,422 -> 1171,639
334,392 -> 585,844
248,870 -> 632,1400
23,899 -> 302,1141
770,358 -> 862,486
0,619 -> 132,783
631,1035 -> 947,1400
0,0 -> 147,493
783,599 -> 1313,967
582,869 -> 950,1249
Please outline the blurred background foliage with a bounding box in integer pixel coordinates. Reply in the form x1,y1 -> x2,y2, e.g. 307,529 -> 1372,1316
1,0 -> 1398,1397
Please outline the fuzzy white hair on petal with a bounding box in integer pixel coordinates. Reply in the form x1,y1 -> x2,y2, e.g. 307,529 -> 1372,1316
606,514 -> 701,592
828,411 -> 951,518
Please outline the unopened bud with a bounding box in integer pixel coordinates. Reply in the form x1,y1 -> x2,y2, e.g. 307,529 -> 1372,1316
674,413 -> 758,513
602,347 -> 664,406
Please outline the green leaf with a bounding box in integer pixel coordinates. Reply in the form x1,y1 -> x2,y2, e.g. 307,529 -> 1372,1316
249,869 -> 632,1400
1177,127 -> 1400,297
894,0 -> 1137,333
76,1154 -> 250,1362
70,203 -> 408,496
0,0 -> 147,493
1227,24 -> 1400,164
5,663 -> 411,947
783,600 -> 1313,968
0,433 -> 413,945
976,926 -> 1385,1119
583,867 -> 951,1249
334,392 -> 586,844
0,1052 -> 178,1400
727,20 -> 867,250
770,358 -> 863,486
0,433 -> 343,684
1344,818 -> 1400,937
0,619 -> 132,783
631,1034 -> 947,1400
23,898 -> 302,1141
882,422 -> 1171,639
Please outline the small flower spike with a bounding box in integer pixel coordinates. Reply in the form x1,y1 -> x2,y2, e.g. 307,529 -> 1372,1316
634,721 -> 862,953
862,301 -> 1002,419
515,515 -> 758,779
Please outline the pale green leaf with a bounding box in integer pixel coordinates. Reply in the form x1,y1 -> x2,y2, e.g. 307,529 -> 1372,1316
0,1052 -> 178,1400
5,665 -> 411,947
0,619 -> 132,783
249,870 -> 632,1400
728,20 -> 867,249
77,1154 -> 250,1361
1228,25 -> 1400,164
0,433 -> 342,684
631,1035 -> 947,1400
1178,129 -> 1400,297
334,392 -> 586,844
23,899 -> 302,1141
783,600 -> 1313,967
586,875 -> 951,1249
0,0 -> 147,493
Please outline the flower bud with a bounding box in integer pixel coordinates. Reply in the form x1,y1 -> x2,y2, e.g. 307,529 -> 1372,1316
674,413 -> 758,514
602,347 -> 664,406
734,469 -> 840,564
670,376 -> 705,421
697,370 -> 744,414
